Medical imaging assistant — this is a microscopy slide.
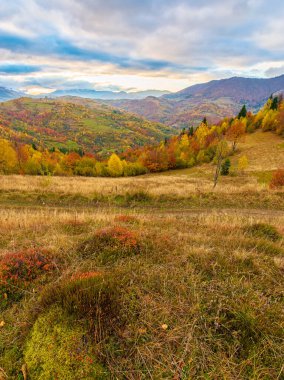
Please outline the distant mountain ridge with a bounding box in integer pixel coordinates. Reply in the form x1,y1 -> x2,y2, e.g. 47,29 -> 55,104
45,89 -> 171,100
0,87 -> 24,102
1,74 -> 284,127
103,74 -> 284,127
163,75 -> 284,104
0,87 -> 171,102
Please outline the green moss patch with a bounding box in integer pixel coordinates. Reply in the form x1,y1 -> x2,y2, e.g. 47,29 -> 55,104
24,305 -> 109,380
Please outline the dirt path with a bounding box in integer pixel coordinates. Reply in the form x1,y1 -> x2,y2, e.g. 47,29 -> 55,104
0,203 -> 283,219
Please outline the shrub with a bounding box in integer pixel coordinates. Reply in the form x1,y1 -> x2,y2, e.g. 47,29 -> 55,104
24,305 -> 109,380
0,249 -> 56,307
123,162 -> 148,176
270,168 -> 284,189
78,226 -> 140,264
244,223 -> 282,242
221,158 -> 231,176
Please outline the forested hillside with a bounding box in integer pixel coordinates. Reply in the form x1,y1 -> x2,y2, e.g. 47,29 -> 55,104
0,95 -> 282,181
0,97 -> 173,156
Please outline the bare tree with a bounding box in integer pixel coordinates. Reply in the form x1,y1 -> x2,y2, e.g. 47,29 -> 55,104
213,139 -> 229,188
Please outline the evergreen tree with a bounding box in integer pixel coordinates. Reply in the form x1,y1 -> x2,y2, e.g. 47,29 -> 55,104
221,158 -> 231,176
238,105 -> 247,119
188,126 -> 194,136
270,96 -> 278,110
78,148 -> 84,157
202,117 -> 207,125
180,127 -> 186,136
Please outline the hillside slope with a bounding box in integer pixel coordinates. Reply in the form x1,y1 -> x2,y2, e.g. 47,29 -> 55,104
160,130 -> 284,189
164,75 -> 284,103
0,97 -> 174,155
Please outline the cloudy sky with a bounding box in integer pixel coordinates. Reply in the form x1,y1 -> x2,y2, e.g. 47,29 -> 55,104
0,0 -> 284,94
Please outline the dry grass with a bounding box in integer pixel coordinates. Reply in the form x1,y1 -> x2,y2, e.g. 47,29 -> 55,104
0,204 -> 283,379
0,130 -> 283,379
232,131 -> 284,171
0,171 -> 276,197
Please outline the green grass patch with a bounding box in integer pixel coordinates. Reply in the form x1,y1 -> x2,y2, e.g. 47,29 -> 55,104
252,170 -> 273,184
244,223 -> 282,242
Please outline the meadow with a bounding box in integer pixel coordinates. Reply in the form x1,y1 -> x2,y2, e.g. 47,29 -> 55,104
0,131 -> 283,379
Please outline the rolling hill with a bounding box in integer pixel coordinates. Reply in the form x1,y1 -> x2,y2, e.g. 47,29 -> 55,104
103,74 -> 284,127
0,97 -> 174,155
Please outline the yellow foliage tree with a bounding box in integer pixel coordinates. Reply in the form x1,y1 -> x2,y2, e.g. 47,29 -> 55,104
0,139 -> 17,173
107,153 -> 123,177
179,134 -> 189,150
195,123 -> 210,146
237,155 -> 249,173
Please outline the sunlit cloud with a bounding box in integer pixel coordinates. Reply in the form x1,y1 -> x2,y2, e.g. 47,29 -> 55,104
0,0 -> 283,93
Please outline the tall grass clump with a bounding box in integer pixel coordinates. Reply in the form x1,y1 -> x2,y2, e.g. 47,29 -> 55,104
244,223 -> 282,242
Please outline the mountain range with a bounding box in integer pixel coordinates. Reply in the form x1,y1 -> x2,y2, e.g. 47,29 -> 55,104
103,75 -> 284,126
47,89 -> 171,100
1,74 -> 284,127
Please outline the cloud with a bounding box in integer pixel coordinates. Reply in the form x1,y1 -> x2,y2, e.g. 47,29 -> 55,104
0,0 -> 283,91
0,64 -> 41,75
265,66 -> 284,78
0,31 -> 177,72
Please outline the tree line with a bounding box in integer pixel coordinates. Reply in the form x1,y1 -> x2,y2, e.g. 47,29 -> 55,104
0,96 -> 283,179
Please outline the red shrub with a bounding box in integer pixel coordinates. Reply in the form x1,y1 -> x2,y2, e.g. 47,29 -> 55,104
270,168 -> 284,189
96,226 -> 138,248
0,249 -> 56,304
79,226 -> 140,264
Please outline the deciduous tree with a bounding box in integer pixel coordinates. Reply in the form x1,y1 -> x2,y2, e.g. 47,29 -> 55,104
108,153 -> 124,176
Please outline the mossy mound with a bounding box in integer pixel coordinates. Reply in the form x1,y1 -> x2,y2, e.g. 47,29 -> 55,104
78,226 -> 140,264
24,305 -> 109,380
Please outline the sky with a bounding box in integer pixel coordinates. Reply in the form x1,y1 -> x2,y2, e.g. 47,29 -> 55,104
0,0 -> 284,94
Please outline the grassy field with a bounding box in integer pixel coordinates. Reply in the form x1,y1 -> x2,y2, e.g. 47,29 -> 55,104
0,131 -> 283,379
